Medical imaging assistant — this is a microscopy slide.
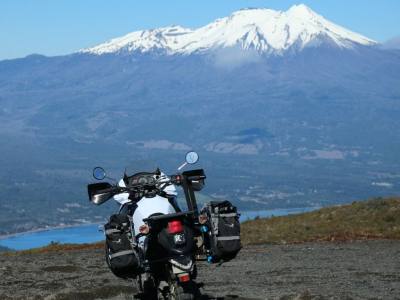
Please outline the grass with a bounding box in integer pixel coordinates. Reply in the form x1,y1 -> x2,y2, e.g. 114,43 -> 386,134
2,241 -> 104,256
242,197 -> 400,245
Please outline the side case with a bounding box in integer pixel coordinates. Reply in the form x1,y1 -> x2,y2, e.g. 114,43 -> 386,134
201,201 -> 241,263
104,214 -> 141,278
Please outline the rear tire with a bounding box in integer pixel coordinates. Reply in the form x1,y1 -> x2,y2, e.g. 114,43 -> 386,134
169,280 -> 197,300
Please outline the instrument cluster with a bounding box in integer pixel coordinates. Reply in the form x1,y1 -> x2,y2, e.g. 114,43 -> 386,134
129,174 -> 157,187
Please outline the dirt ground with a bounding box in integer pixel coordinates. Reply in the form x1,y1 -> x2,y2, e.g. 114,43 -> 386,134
0,240 -> 399,300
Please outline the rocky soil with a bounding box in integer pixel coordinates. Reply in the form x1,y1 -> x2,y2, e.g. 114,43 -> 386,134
1,240 -> 399,300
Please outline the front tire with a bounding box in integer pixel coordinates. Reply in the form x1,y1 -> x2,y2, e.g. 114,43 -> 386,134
142,276 -> 159,300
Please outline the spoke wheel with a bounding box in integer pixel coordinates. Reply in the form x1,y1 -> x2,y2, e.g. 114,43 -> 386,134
141,277 -> 159,300
169,280 -> 197,300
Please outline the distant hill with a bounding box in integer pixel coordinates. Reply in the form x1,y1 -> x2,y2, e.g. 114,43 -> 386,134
242,197 -> 400,244
0,5 -> 400,235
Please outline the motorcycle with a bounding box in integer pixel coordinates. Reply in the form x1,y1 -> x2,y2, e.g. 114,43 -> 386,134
87,151 -> 207,300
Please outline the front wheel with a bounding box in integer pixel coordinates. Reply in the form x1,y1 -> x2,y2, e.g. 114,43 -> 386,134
169,280 -> 197,300
143,277 -> 159,300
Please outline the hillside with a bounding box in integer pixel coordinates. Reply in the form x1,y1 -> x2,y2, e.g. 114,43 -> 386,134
242,197 -> 400,244
2,196 -> 399,254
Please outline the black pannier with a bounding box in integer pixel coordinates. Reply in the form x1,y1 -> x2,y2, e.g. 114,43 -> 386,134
201,201 -> 241,263
104,214 -> 141,278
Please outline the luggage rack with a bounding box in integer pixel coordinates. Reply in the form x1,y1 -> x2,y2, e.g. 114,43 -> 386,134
143,211 -> 195,222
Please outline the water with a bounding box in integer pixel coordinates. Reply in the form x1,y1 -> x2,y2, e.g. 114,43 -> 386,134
0,224 -> 104,251
0,207 -> 318,250
239,207 -> 318,222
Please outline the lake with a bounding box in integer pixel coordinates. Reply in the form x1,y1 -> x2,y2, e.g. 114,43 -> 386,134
0,207 -> 318,250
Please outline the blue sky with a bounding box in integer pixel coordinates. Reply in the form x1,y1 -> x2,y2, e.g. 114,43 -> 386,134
1,0 -> 399,60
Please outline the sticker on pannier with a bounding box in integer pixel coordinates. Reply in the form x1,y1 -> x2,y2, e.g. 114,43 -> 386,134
104,214 -> 141,278
201,201 -> 241,263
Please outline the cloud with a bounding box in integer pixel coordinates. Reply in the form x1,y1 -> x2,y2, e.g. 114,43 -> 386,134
211,46 -> 262,69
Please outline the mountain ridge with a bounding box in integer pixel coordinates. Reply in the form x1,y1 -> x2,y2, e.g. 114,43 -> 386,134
81,4 -> 377,56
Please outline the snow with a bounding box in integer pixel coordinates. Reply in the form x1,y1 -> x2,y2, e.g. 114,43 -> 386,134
81,4 -> 376,56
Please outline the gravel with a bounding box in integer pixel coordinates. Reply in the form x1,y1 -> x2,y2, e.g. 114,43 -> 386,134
1,240 -> 399,299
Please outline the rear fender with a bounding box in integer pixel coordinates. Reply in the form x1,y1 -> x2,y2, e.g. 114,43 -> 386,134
169,256 -> 194,274
157,223 -> 195,256
145,213 -> 195,256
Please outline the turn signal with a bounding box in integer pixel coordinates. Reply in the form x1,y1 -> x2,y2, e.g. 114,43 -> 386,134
198,214 -> 208,224
168,220 -> 183,234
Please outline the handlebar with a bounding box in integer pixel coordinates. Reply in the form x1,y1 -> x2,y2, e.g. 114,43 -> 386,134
89,168 -> 206,209
98,170 -> 205,198
123,172 -> 204,190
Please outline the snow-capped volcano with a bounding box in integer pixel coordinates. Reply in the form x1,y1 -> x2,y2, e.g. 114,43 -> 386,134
81,4 -> 376,55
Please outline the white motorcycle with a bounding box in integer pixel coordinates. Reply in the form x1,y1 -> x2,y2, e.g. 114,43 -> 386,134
88,152 -> 207,299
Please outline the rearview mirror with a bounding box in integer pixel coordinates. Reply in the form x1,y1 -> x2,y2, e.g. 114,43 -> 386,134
185,151 -> 199,165
93,167 -> 106,180
178,151 -> 200,171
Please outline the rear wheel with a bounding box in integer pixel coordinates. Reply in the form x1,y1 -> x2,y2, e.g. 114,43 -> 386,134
169,280 -> 197,300
135,275 -> 159,300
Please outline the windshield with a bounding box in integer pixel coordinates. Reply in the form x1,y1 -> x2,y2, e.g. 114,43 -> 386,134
123,159 -> 159,177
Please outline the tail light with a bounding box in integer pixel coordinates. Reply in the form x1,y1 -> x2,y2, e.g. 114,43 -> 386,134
178,273 -> 190,283
168,220 -> 183,234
